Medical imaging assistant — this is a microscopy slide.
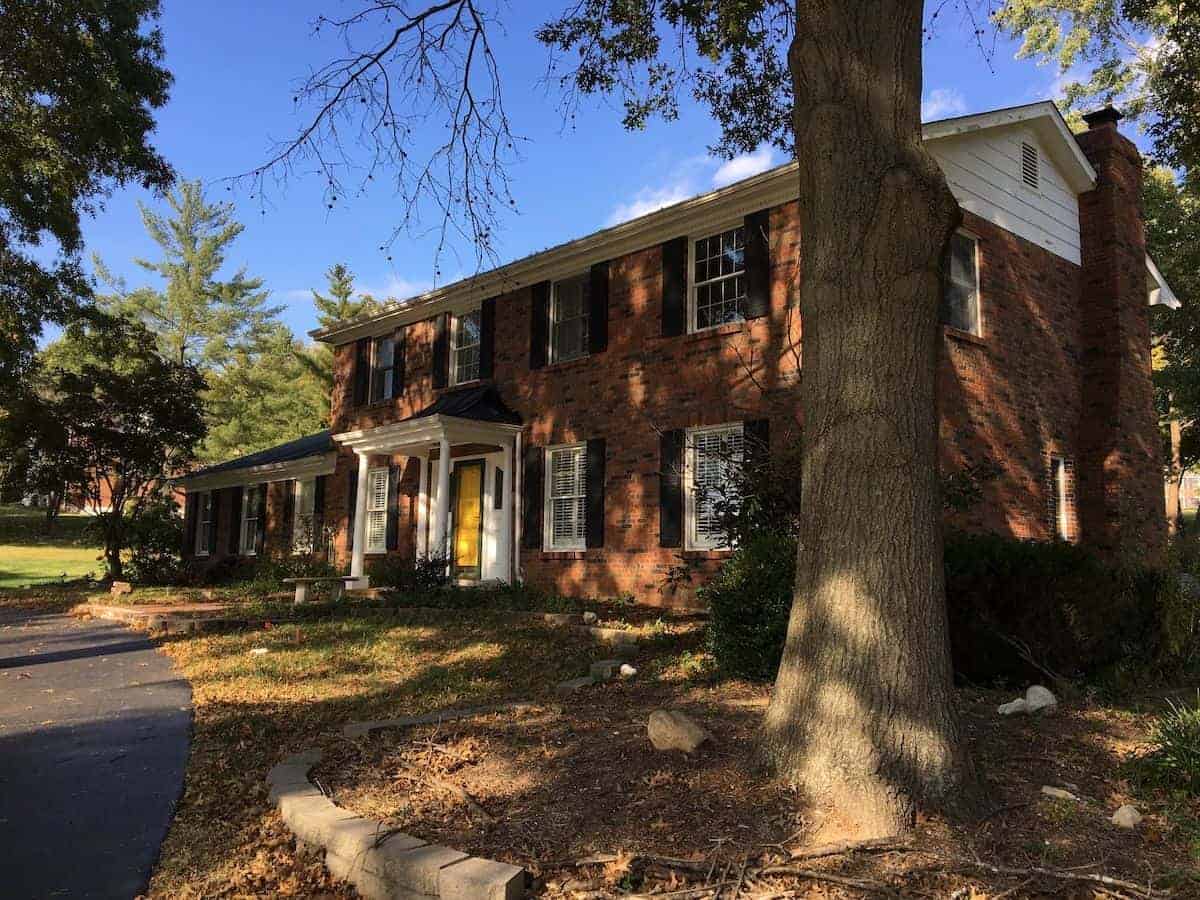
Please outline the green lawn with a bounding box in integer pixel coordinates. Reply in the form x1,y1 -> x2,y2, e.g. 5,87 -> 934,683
0,505 -> 103,588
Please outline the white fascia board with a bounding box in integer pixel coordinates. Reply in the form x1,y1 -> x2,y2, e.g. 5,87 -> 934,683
1148,254 -> 1181,308
315,102 -> 1100,347
177,451 -> 337,493
334,414 -> 521,455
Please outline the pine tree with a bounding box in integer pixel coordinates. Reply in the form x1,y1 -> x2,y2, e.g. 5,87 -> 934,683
296,263 -> 378,421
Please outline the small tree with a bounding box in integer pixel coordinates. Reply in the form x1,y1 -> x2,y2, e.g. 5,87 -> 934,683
33,316 -> 206,579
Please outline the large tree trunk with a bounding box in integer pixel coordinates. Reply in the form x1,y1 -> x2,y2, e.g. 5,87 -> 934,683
761,1 -> 983,840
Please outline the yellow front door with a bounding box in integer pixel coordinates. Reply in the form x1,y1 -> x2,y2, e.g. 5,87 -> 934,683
451,461 -> 484,578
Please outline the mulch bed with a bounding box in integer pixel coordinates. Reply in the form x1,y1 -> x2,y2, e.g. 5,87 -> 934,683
317,675 -> 1200,898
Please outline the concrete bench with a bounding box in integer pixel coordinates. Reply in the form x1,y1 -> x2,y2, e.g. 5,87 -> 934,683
281,576 -> 359,605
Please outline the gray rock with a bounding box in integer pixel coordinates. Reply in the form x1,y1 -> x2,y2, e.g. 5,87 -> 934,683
555,676 -> 595,696
1111,804 -> 1142,828
998,698 -> 1028,716
1025,684 -> 1058,714
619,663 -> 637,678
647,709 -> 713,753
1040,785 -> 1080,802
589,659 -> 623,681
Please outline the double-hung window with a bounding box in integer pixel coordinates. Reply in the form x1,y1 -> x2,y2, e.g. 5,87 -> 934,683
692,226 -> 746,331
550,274 -> 589,363
544,444 -> 587,551
686,423 -> 744,550
293,478 -> 317,553
240,484 -> 263,556
195,492 -> 214,556
941,231 -> 981,336
369,335 -> 396,402
365,468 -> 389,553
451,309 -> 481,385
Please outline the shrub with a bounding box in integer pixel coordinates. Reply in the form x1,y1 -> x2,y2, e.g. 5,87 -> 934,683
366,553 -> 451,594
1133,694 -> 1200,795
188,552 -> 339,597
119,496 -> 187,586
702,532 -> 795,680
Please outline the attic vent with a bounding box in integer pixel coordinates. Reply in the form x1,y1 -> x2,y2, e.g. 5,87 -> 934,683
1021,142 -> 1040,189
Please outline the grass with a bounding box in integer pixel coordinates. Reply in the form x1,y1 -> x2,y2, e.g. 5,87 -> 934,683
0,504 -> 103,588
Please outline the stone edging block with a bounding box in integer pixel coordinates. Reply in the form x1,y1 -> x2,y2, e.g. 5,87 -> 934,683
267,750 -> 524,900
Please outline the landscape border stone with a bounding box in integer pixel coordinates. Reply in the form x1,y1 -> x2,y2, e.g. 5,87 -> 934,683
267,749 -> 525,900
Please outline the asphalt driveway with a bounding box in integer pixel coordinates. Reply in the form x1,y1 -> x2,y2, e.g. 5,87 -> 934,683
0,608 -> 191,898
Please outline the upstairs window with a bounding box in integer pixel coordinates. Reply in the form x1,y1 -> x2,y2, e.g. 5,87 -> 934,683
451,309 -> 481,385
686,423 -> 744,550
693,226 -> 746,331
544,444 -> 587,551
240,484 -> 263,556
195,491 -> 214,556
369,335 -> 395,402
365,468 -> 389,553
941,231 -> 981,336
551,273 -> 589,363
293,478 -> 316,553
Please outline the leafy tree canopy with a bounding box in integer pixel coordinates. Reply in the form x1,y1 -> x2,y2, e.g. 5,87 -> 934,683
0,0 -> 173,392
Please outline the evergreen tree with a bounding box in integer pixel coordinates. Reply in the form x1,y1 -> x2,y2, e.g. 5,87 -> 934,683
95,179 -> 280,369
296,263 -> 378,421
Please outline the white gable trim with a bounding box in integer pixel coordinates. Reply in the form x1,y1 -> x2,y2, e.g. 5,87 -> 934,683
1148,255 -> 1181,308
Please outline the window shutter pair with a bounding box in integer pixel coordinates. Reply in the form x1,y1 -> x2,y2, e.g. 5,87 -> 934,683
659,208 -> 771,336
385,464 -> 400,551
228,485 -> 244,555
183,493 -> 197,555
353,338 -> 371,405
521,439 -> 606,549
657,418 -> 770,548
529,263 -> 610,369
253,486 -> 267,555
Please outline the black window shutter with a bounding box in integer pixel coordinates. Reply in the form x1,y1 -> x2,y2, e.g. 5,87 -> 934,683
493,466 -> 504,510
521,445 -> 543,549
391,328 -> 406,398
228,485 -> 244,555
530,281 -> 550,370
588,262 -> 609,354
346,468 -> 359,549
183,493 -> 197,555
353,338 -> 371,406
313,475 -> 326,545
386,464 -> 400,551
585,437 -> 606,549
479,297 -> 496,379
432,313 -> 450,389
661,236 -> 688,336
744,418 -> 770,471
282,480 -> 296,549
207,490 -> 220,555
659,429 -> 684,547
254,485 -> 267,555
744,209 -> 771,319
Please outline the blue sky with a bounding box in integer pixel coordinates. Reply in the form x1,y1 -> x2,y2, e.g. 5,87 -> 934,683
79,1 -> 1088,341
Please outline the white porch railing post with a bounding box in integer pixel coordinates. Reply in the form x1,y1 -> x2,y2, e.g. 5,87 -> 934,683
432,433 -> 452,560
350,451 -> 370,583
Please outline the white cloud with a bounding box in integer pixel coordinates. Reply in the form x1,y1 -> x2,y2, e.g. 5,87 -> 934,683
921,87 -> 968,122
712,146 -> 778,188
357,273 -> 434,302
605,146 -> 782,227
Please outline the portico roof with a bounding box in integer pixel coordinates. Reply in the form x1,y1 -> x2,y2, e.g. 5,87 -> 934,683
334,385 -> 522,454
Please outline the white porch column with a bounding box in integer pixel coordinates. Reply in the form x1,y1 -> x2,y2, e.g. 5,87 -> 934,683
512,430 -> 523,581
350,451 -> 371,582
416,452 -> 430,557
432,433 -> 452,559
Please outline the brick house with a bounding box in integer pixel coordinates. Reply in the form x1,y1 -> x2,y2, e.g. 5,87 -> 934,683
178,102 -> 1176,605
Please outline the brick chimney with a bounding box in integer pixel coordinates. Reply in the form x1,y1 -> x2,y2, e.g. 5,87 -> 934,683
1075,106 -> 1166,560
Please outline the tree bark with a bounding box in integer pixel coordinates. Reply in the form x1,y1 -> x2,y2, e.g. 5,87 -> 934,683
761,1 -> 983,840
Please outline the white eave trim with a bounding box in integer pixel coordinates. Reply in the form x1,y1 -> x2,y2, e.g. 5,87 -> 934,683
177,451 -> 338,493
334,414 -> 522,455
1148,254 -> 1181,308
315,102 -> 1099,346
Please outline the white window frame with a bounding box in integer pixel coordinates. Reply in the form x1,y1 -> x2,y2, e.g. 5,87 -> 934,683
1051,456 -> 1072,541
240,484 -> 262,556
195,491 -> 213,556
942,230 -> 982,337
368,334 -> 395,403
292,478 -> 317,554
450,308 -> 482,386
685,422 -> 744,551
549,273 -> 590,364
543,443 -> 587,551
689,222 -> 748,334
365,467 -> 389,554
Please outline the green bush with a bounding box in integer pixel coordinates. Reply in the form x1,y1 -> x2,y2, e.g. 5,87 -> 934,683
704,529 -> 1188,685
189,552 -> 339,597
702,532 -> 796,680
366,553 -> 451,594
120,497 -> 187,585
1133,694 -> 1200,795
